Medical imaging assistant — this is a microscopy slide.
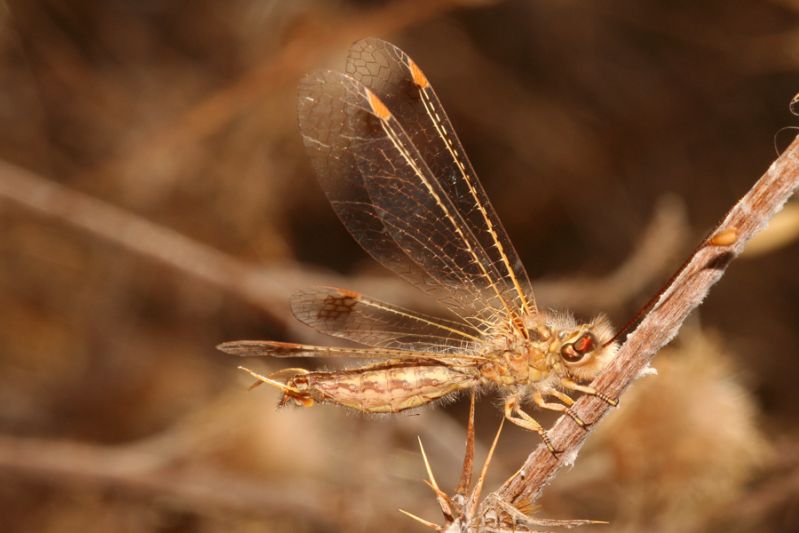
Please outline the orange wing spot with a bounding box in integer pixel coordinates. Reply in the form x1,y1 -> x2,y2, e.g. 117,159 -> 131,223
336,288 -> 361,299
366,88 -> 392,120
709,227 -> 739,246
408,58 -> 430,89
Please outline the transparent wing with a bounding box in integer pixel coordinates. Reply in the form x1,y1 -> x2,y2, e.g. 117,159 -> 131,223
298,69 -> 524,333
217,340 -> 483,364
346,38 -> 537,317
290,287 -> 483,352
297,68 -> 430,296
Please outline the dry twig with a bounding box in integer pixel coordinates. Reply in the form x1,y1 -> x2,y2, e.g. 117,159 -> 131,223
463,135 -> 799,527
0,433 -> 340,524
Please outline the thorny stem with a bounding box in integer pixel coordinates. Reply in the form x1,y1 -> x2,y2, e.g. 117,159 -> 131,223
478,134 -> 799,519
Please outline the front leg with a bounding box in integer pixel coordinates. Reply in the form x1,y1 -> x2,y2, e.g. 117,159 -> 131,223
560,377 -> 619,406
532,390 -> 588,429
546,389 -> 575,406
503,396 -> 559,455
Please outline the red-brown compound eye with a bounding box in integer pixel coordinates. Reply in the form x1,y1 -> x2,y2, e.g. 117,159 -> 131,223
573,333 -> 595,355
561,333 -> 596,363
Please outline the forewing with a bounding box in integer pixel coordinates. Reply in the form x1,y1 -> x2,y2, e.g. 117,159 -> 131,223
297,68 -> 431,293
298,70 -> 521,331
346,38 -> 537,317
290,287 -> 483,352
217,340 -> 481,364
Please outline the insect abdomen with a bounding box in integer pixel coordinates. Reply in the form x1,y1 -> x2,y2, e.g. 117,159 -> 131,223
296,361 -> 477,413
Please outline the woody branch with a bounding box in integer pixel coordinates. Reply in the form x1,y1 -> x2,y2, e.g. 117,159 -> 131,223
486,134 -> 799,514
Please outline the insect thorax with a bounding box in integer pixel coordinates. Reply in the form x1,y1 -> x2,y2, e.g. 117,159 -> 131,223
478,311 -> 618,390
477,333 -> 556,390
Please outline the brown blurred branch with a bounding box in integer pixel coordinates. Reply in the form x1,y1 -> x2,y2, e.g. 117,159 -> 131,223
93,0 -> 461,188
0,157 -> 417,328
537,195 -> 688,311
0,158 -> 295,321
0,433 -> 338,523
0,158 -> 685,333
473,135 -> 799,524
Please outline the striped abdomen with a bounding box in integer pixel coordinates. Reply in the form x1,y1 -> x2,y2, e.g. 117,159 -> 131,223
286,360 -> 478,413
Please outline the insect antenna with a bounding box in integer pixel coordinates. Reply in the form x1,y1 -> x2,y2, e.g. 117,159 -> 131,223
605,222 -> 739,347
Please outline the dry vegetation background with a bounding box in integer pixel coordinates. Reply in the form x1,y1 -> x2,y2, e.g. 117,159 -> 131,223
1,0 -> 799,532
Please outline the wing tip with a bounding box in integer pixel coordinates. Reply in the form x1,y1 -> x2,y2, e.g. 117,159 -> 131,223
216,340 -> 249,356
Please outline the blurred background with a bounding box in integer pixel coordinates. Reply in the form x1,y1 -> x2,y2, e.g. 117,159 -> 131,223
1,0 -> 798,531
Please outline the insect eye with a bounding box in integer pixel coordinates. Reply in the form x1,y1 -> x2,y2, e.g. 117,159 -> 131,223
573,333 -> 595,355
561,333 -> 596,363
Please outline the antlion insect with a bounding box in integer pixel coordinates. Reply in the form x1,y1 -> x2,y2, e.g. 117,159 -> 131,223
218,38 -> 619,453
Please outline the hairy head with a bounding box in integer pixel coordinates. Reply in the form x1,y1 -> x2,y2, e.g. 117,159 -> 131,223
551,314 -> 618,381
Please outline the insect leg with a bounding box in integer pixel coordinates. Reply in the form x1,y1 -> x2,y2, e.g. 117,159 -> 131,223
559,378 -> 619,407
546,389 -> 576,406
503,396 -> 559,455
532,390 -> 588,429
